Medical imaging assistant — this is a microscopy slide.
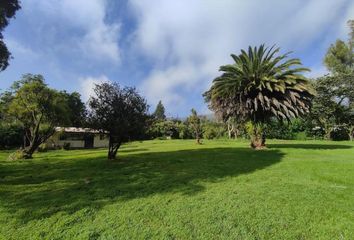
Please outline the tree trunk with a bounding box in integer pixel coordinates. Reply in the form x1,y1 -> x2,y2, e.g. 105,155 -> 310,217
228,122 -> 232,139
108,136 -> 121,160
261,132 -> 266,146
250,125 -> 266,149
22,141 -> 40,159
195,130 -> 202,144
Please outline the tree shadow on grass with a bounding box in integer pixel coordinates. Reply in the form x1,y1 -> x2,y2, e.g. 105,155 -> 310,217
0,147 -> 284,222
267,144 -> 352,150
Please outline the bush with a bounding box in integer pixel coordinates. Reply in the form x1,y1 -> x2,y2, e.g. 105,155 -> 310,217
203,123 -> 226,139
329,126 -> 350,141
7,150 -> 26,161
63,142 -> 71,150
0,124 -> 24,149
176,122 -> 193,139
265,119 -> 308,140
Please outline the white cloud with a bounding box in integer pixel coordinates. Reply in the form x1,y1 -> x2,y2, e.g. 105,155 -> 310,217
25,0 -> 120,62
79,75 -> 111,102
130,0 -> 353,112
6,38 -> 39,59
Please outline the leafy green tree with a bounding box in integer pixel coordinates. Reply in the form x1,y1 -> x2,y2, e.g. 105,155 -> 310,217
88,82 -> 149,160
0,123 -> 23,149
187,109 -> 202,144
59,91 -> 87,127
7,74 -> 70,158
308,20 -> 354,140
204,45 -> 314,149
0,0 -> 21,72
202,120 -> 227,140
148,120 -> 179,139
308,75 -> 354,134
324,39 -> 353,74
153,100 -> 166,120
176,121 -> 193,139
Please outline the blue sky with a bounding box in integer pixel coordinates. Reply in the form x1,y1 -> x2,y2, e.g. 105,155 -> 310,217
0,0 -> 353,117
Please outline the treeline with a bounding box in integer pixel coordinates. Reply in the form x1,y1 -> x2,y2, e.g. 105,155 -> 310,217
0,19 -> 353,158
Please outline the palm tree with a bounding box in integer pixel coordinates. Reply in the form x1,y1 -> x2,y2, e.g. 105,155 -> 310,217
204,45 -> 315,149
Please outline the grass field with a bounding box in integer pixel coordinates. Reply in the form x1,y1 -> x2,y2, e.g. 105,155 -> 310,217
0,139 -> 353,239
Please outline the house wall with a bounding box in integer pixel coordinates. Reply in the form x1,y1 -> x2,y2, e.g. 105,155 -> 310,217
46,132 -> 109,148
94,135 -> 109,148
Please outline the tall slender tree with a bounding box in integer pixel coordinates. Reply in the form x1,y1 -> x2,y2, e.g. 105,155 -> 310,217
153,100 -> 166,120
187,108 -> 202,144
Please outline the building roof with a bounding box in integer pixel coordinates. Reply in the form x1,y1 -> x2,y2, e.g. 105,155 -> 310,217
55,127 -> 102,134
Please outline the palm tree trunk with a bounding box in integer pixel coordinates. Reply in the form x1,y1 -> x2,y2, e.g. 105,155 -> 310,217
250,124 -> 266,149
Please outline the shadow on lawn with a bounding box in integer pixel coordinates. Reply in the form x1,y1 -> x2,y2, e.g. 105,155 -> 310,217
0,147 -> 284,222
267,143 -> 352,150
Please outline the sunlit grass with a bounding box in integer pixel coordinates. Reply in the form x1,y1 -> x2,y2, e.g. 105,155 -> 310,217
0,139 -> 353,239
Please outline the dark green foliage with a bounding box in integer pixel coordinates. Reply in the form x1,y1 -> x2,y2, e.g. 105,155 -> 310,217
153,100 -> 166,120
324,40 -> 353,74
148,120 -> 180,139
307,75 -> 354,133
202,120 -> 227,139
329,126 -> 350,141
307,21 -> 354,139
265,119 -> 306,140
63,142 -> 71,150
88,82 -> 149,159
323,20 -> 353,75
187,109 -> 202,144
59,91 -> 87,127
0,0 -> 21,71
204,45 -> 314,148
0,123 -> 23,149
176,121 -> 194,139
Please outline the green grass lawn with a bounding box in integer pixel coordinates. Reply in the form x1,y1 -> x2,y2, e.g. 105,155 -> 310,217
0,139 -> 353,239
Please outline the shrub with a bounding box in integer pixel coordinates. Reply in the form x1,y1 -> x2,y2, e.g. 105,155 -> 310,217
0,124 -> 24,149
63,142 -> 71,150
7,150 -> 26,161
329,126 -> 350,141
203,123 -> 226,139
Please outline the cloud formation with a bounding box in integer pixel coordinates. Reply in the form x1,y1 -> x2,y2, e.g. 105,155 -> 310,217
130,0 -> 354,113
25,0 -> 120,62
79,75 -> 111,102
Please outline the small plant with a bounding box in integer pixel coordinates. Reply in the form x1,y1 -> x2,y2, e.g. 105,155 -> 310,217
63,142 -> 71,150
7,150 -> 26,161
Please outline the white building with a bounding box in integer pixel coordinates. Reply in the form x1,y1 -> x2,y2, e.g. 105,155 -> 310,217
46,127 -> 109,149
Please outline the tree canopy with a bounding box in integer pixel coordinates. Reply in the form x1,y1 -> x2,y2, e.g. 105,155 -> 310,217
187,108 -> 202,144
88,82 -> 149,159
0,0 -> 21,72
204,45 -> 315,148
308,20 -> 354,139
153,100 -> 166,120
6,74 -> 70,158
59,91 -> 87,127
